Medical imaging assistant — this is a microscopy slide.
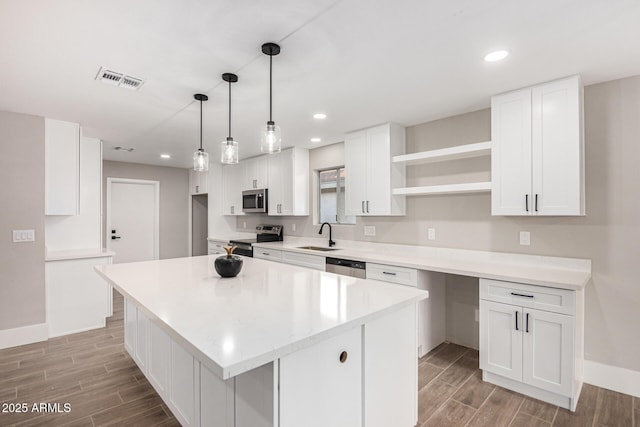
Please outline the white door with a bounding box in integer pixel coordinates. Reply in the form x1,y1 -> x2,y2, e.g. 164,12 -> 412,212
479,300 -> 523,382
344,130 -> 367,216
366,124 -> 392,215
522,308 -> 574,396
107,178 -> 159,263
532,76 -> 582,215
491,88 -> 533,215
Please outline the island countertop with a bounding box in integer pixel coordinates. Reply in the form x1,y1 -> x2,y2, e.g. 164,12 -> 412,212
95,255 -> 428,379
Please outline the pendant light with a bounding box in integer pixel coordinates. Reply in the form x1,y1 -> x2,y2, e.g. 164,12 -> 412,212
260,42 -> 282,153
193,93 -> 209,171
220,73 -> 239,164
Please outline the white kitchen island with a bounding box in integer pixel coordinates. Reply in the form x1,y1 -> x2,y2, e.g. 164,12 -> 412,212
95,255 -> 428,427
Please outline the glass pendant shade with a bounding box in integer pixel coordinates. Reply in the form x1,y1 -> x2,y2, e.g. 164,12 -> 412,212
221,138 -> 238,164
193,148 -> 209,171
261,121 -> 281,153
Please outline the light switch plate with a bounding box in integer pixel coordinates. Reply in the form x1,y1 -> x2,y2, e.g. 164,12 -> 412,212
364,226 -> 376,236
13,229 -> 35,242
428,228 -> 436,241
520,231 -> 531,246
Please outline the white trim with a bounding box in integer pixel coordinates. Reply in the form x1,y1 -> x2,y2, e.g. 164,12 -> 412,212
106,177 -> 160,261
584,360 -> 640,398
0,323 -> 48,349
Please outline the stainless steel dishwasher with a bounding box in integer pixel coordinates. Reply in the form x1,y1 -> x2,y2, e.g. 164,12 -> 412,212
325,257 -> 366,278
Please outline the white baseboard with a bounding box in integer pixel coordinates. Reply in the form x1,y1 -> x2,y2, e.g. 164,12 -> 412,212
0,323 -> 48,349
584,360 -> 640,398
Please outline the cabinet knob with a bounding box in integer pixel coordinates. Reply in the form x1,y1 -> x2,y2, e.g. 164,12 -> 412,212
339,351 -> 348,364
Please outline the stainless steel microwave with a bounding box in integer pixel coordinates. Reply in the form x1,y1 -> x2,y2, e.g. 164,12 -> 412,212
242,189 -> 268,213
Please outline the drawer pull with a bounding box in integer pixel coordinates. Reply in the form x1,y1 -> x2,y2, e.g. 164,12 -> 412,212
339,351 -> 348,363
262,252 -> 270,256
526,312 -> 530,333
511,292 -> 534,298
515,311 -> 519,331
382,271 -> 397,276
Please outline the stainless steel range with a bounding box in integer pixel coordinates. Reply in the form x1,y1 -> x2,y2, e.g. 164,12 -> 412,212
229,225 -> 283,257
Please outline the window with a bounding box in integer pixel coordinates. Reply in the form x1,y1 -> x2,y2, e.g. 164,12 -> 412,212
318,167 -> 355,224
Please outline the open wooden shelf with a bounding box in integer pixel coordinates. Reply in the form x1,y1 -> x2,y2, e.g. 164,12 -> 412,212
392,141 -> 491,165
392,181 -> 492,196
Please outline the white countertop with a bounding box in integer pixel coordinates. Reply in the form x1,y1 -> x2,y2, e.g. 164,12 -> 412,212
94,256 -> 428,379
252,237 -> 591,290
46,248 -> 115,262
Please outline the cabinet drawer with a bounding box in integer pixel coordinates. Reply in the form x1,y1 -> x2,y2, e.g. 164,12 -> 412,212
480,278 -> 575,315
366,263 -> 418,287
254,248 -> 282,263
281,251 -> 325,271
208,241 -> 227,255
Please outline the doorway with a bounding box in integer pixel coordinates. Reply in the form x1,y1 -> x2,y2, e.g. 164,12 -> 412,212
106,178 -> 159,263
191,194 -> 208,256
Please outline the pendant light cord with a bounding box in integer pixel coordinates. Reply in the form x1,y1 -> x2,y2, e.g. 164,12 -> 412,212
199,98 -> 203,150
269,54 -> 273,123
228,80 -> 232,139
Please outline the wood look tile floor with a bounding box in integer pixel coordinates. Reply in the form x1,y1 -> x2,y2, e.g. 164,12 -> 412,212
1,291 -> 637,426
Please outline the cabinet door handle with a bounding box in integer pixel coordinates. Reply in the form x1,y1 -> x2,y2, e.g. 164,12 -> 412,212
525,194 -> 529,212
526,312 -> 530,333
196,185 -> 199,193
515,311 -> 519,331
510,292 -> 534,298
366,200 -> 370,213
339,351 -> 348,363
535,194 -> 539,212
382,271 -> 397,276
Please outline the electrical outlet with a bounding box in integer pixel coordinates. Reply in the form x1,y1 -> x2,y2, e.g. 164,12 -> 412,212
13,229 -> 35,242
427,228 -> 436,240
364,226 -> 376,236
520,231 -> 531,246
292,223 -> 296,232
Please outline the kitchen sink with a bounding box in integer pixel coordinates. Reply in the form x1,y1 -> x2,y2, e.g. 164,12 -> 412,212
296,246 -> 339,252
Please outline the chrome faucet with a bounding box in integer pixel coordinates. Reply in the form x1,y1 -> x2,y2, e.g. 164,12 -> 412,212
319,222 -> 336,247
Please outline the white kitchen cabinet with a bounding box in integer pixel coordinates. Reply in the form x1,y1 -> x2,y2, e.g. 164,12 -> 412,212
124,299 -> 136,354
279,326 -> 362,427
254,248 -> 283,263
491,75 -> 584,216
45,255 -> 113,337
190,168 -> 209,195
244,156 -> 269,190
364,304 -> 417,427
280,251 -> 324,271
267,147 -> 309,216
208,239 -> 228,255
45,118 -> 80,215
479,278 -> 581,411
366,263 -> 445,357
345,123 -> 405,216
148,321 -> 171,397
222,162 -> 246,216
135,308 -> 150,374
170,339 -> 199,427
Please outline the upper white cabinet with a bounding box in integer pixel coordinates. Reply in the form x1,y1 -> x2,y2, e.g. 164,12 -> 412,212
244,156 -> 269,190
45,118 -> 80,215
268,147 -> 309,216
222,162 -> 246,216
345,123 -> 406,216
189,169 -> 209,195
491,75 -> 584,216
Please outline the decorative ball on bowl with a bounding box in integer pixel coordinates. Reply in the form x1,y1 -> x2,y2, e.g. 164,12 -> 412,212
214,246 -> 243,278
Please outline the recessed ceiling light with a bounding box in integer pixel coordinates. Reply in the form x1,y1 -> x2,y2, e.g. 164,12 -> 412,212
484,50 -> 509,62
310,137 -> 322,143
160,154 -> 171,159
313,113 -> 327,120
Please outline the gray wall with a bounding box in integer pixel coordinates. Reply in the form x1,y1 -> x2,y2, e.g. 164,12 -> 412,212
103,161 -> 189,260
238,75 -> 640,372
0,111 -> 46,330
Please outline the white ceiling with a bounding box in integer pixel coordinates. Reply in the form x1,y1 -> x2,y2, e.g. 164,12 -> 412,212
2,0 -> 640,168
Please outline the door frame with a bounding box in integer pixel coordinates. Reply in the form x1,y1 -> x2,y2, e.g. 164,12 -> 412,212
106,177 -> 160,260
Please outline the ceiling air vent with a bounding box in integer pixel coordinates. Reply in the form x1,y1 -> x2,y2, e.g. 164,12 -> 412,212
113,146 -> 135,152
96,66 -> 145,90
